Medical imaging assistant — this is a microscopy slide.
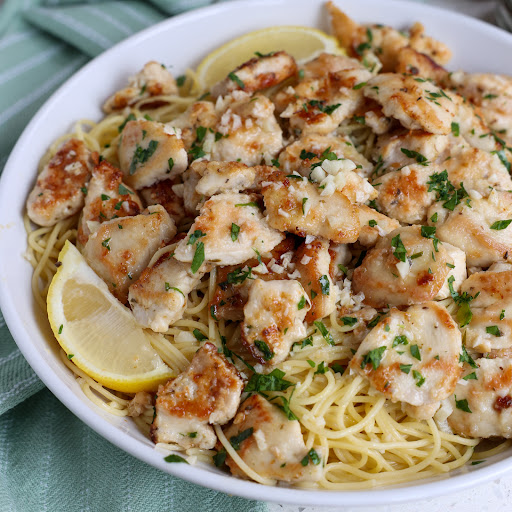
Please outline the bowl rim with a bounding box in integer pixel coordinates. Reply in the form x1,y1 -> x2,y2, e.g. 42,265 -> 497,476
2,0 -> 512,506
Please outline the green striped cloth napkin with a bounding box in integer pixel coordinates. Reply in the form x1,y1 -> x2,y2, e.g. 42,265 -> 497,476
0,1 -> 266,510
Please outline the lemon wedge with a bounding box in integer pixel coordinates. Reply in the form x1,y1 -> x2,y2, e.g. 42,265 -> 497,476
47,241 -> 175,393
196,25 -> 344,89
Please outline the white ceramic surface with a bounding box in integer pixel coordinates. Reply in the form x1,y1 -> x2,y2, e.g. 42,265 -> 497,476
1,0 -> 512,506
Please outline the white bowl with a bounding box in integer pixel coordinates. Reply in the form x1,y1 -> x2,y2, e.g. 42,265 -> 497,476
1,0 -> 512,506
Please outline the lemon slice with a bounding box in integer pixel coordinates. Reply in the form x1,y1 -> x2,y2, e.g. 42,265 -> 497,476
196,25 -> 344,89
47,241 -> 175,393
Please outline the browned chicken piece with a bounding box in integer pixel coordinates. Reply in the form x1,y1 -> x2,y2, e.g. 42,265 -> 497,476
169,101 -> 218,151
170,93 -> 283,166
394,46 -> 449,84
276,53 -> 372,135
77,161 -> 142,248
151,342 -> 244,449
363,74 -> 457,134
352,226 -> 466,308
118,119 -> 188,189
261,171 -> 360,243
140,178 -> 186,226
356,204 -> 400,247
277,133 -> 372,177
26,139 -> 97,227
351,302 -> 462,415
428,189 -> 512,267
449,72 -> 512,145
103,61 -> 178,113
458,264 -> 512,354
241,279 -> 309,365
209,237 -> 295,322
211,51 -> 297,98
174,192 -> 284,269
223,394 -> 325,483
293,238 -> 337,323
192,160 -> 266,196
448,357 -> 512,438
371,163 -> 437,225
82,205 -> 176,303
129,252 -> 204,332
327,2 -> 451,71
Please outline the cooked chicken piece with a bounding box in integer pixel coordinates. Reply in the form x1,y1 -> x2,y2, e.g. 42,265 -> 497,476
151,342 -> 243,449
118,120 -> 188,189
174,192 -> 284,270
140,178 -> 186,226
212,94 -> 283,166
372,164 -> 437,224
26,139 -> 97,227
261,171 -> 360,243
442,144 -> 512,197
171,93 -> 283,166
77,161 -> 142,248
450,71 -> 512,143
394,46 -> 449,84
293,238 -> 337,322
211,51 -> 297,98
241,279 -> 309,365
223,394 -> 324,483
374,130 -> 451,171
356,205 -> 400,247
350,302 -> 463,412
352,226 -> 466,308
327,3 -> 451,70
459,267 -> 512,353
209,238 -> 295,322
128,252 -> 204,332
192,160 -> 265,196
361,100 -> 395,135
277,133 -> 373,177
447,357 -> 512,438
279,63 -> 373,135
82,205 -> 176,302
103,61 -> 178,113
364,74 -> 457,134
335,305 -> 379,350
168,101 -> 218,151
428,189 -> 512,267
375,130 -> 511,196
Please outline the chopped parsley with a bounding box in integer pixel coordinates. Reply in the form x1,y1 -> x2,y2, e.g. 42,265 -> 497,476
420,225 -> 440,251
165,283 -> 184,296
187,229 -> 206,245
101,194 -> 110,201
302,197 -> 308,215
254,340 -> 274,361
361,346 -> 386,370
463,372 -> 478,381
410,344 -> 421,360
192,329 -> 207,341
341,317 -> 358,326
235,202 -> 259,208
459,345 -> 478,369
118,183 -> 133,195
118,113 -> 136,132
427,170 -> 469,211
400,148 -> 429,166
486,325 -> 502,337
368,219 -> 377,227
129,140 -> 158,174
301,448 -> 321,467
451,122 -> 460,137
271,394 -> 298,420
213,450 -> 227,467
191,242 -> 205,273
353,82 -> 367,90
298,296 -> 307,310
400,364 -> 412,374
58,324 -> 63,335
230,427 -> 253,450
490,219 -> 512,230
412,370 -> 425,387
300,149 -> 317,160
101,238 -> 111,251
391,233 -> 407,262
314,362 -> 327,375
244,368 -> 294,393
455,396 -> 472,413
230,223 -> 240,242
501,309 -> 506,321
228,72 -> 245,89
314,321 -> 334,345
308,99 -> 341,115
448,276 -> 479,327
392,335 -> 409,348
319,275 -> 330,295
164,454 -> 188,464
493,149 -> 511,173
176,75 -> 186,87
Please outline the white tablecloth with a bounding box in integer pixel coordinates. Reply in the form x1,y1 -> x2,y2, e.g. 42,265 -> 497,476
269,1 -> 510,510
